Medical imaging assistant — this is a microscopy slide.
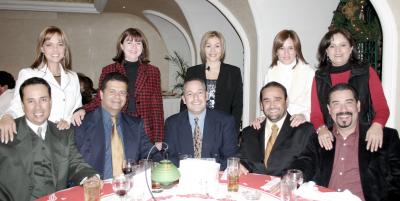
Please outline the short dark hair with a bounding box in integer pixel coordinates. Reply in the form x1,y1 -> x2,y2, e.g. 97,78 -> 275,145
0,71 -> 16,89
259,81 -> 288,102
183,77 -> 206,94
100,72 -> 129,91
327,83 -> 359,104
19,77 -> 51,101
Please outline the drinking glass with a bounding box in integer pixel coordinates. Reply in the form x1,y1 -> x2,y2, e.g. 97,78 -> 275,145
112,175 -> 131,201
280,175 -> 297,201
285,169 -> 303,188
83,177 -> 101,201
122,159 -> 135,175
227,157 -> 240,192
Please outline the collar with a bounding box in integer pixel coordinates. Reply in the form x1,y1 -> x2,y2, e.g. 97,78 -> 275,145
329,62 -> 351,73
277,60 -> 297,69
188,109 -> 207,122
25,118 -> 48,140
266,113 -> 287,133
333,123 -> 359,140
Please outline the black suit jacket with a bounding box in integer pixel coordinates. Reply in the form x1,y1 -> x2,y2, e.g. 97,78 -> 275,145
0,117 -> 98,201
164,109 -> 238,170
290,124 -> 400,201
74,107 -> 161,179
239,114 -> 315,176
182,63 -> 243,129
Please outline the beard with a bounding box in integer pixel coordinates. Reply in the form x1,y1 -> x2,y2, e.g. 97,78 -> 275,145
335,112 -> 353,128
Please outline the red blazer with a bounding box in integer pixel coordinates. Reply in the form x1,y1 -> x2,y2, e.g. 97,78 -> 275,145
83,62 -> 164,142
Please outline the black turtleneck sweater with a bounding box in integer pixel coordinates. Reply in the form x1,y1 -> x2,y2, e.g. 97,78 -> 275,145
124,60 -> 139,113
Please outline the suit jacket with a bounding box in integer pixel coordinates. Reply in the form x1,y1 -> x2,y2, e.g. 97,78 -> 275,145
182,63 -> 243,129
164,109 -> 238,170
290,124 -> 400,201
74,107 -> 160,179
0,117 -> 97,201
239,114 -> 315,176
83,62 -> 164,142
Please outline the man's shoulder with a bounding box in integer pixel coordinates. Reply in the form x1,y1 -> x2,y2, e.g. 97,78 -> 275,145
242,124 -> 263,137
165,111 -> 186,124
121,112 -> 143,125
207,109 -> 233,120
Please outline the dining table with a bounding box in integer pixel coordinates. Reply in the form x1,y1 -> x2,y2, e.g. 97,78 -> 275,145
36,172 -> 333,201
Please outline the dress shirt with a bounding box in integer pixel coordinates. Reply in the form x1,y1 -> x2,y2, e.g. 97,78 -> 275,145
329,125 -> 365,201
188,109 -> 206,138
25,118 -> 47,140
101,108 -> 124,179
4,64 -> 82,123
264,113 -> 287,150
0,88 -> 14,116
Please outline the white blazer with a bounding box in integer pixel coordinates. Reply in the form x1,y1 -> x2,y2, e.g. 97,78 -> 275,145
265,60 -> 315,120
5,64 -> 82,123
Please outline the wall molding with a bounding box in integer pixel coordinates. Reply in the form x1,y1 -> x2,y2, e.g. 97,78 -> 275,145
0,0 -> 99,13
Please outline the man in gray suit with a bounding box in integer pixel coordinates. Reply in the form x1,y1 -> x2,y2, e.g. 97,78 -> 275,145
0,77 -> 98,201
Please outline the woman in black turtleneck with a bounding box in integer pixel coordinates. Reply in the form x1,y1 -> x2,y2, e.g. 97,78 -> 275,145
311,28 -> 389,152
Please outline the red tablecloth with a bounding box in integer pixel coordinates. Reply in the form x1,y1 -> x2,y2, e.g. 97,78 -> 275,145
36,173 -> 331,201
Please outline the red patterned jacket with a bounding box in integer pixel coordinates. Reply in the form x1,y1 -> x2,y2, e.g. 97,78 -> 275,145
83,62 -> 164,142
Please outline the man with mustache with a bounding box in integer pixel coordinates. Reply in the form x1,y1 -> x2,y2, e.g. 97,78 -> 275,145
290,83 -> 400,201
239,81 -> 315,176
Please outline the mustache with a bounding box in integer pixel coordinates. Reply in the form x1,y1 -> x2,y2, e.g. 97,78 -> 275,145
336,112 -> 352,116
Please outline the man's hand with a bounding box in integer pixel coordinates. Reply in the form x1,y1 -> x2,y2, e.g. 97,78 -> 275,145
317,126 -> 334,150
251,116 -> 266,130
365,122 -> 383,152
56,119 -> 70,130
72,109 -> 86,126
0,114 -> 17,144
289,114 -> 306,127
239,164 -> 249,175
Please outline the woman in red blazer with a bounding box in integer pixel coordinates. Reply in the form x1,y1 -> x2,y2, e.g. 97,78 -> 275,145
73,28 -> 164,144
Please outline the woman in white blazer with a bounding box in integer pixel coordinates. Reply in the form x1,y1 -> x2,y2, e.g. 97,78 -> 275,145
253,30 -> 315,128
0,26 -> 81,143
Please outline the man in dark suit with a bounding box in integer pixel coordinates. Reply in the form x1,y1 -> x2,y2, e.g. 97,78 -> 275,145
74,72 -> 159,179
290,83 -> 400,201
165,78 -> 238,170
239,81 -> 315,176
0,77 -> 98,201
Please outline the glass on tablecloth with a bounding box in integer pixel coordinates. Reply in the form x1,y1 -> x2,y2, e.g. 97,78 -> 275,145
227,157 -> 240,192
83,177 -> 101,201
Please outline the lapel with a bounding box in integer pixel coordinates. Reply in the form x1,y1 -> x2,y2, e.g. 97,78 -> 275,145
135,63 -> 147,96
258,121 -> 267,155
357,124 -> 371,186
45,123 -> 65,186
180,112 -> 195,156
14,118 -> 35,177
120,113 -> 137,160
215,63 -> 226,99
59,67 -> 71,91
88,108 -> 107,173
320,140 -> 335,186
202,110 -> 216,156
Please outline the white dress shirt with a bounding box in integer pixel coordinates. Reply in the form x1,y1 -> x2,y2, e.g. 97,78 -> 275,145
25,118 -> 47,140
264,113 -> 287,150
4,64 -> 82,124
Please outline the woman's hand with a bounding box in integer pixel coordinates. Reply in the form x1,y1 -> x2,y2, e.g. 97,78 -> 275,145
56,119 -> 70,130
365,122 -> 383,152
317,126 -> 334,150
0,114 -> 17,144
72,109 -> 86,126
289,114 -> 306,127
251,116 -> 266,130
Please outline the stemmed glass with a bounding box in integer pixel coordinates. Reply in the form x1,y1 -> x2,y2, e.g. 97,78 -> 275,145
112,175 -> 131,201
285,169 -> 304,188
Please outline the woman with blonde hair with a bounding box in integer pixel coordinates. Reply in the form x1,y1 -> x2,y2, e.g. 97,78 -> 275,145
183,31 -> 243,129
0,26 -> 82,143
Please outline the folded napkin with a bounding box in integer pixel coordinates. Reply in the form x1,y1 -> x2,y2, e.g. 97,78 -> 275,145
296,181 -> 362,201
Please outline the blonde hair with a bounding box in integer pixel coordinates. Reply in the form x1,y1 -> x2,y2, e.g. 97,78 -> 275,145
31,26 -> 72,70
199,31 -> 226,64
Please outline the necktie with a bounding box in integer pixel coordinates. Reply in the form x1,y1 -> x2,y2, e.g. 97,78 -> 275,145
111,116 -> 125,177
37,127 -> 43,140
264,124 -> 279,167
193,117 -> 202,158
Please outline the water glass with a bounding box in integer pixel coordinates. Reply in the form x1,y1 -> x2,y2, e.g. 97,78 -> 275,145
227,157 -> 240,192
285,169 -> 303,188
280,175 -> 297,201
83,177 -> 101,201
112,175 -> 131,201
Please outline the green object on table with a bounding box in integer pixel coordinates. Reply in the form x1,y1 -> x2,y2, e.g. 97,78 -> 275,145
151,160 -> 180,187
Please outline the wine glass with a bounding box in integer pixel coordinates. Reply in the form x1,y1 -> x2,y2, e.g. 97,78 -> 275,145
122,159 -> 135,175
112,175 -> 131,201
285,169 -> 304,188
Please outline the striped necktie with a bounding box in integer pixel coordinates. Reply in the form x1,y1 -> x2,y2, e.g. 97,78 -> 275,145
193,117 -> 202,158
264,124 -> 279,167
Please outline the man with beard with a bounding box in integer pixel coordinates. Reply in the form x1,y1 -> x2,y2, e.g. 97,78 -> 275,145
239,81 -> 315,176
290,83 -> 400,201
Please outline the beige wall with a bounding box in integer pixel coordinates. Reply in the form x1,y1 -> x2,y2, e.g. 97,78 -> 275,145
0,10 -> 169,90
